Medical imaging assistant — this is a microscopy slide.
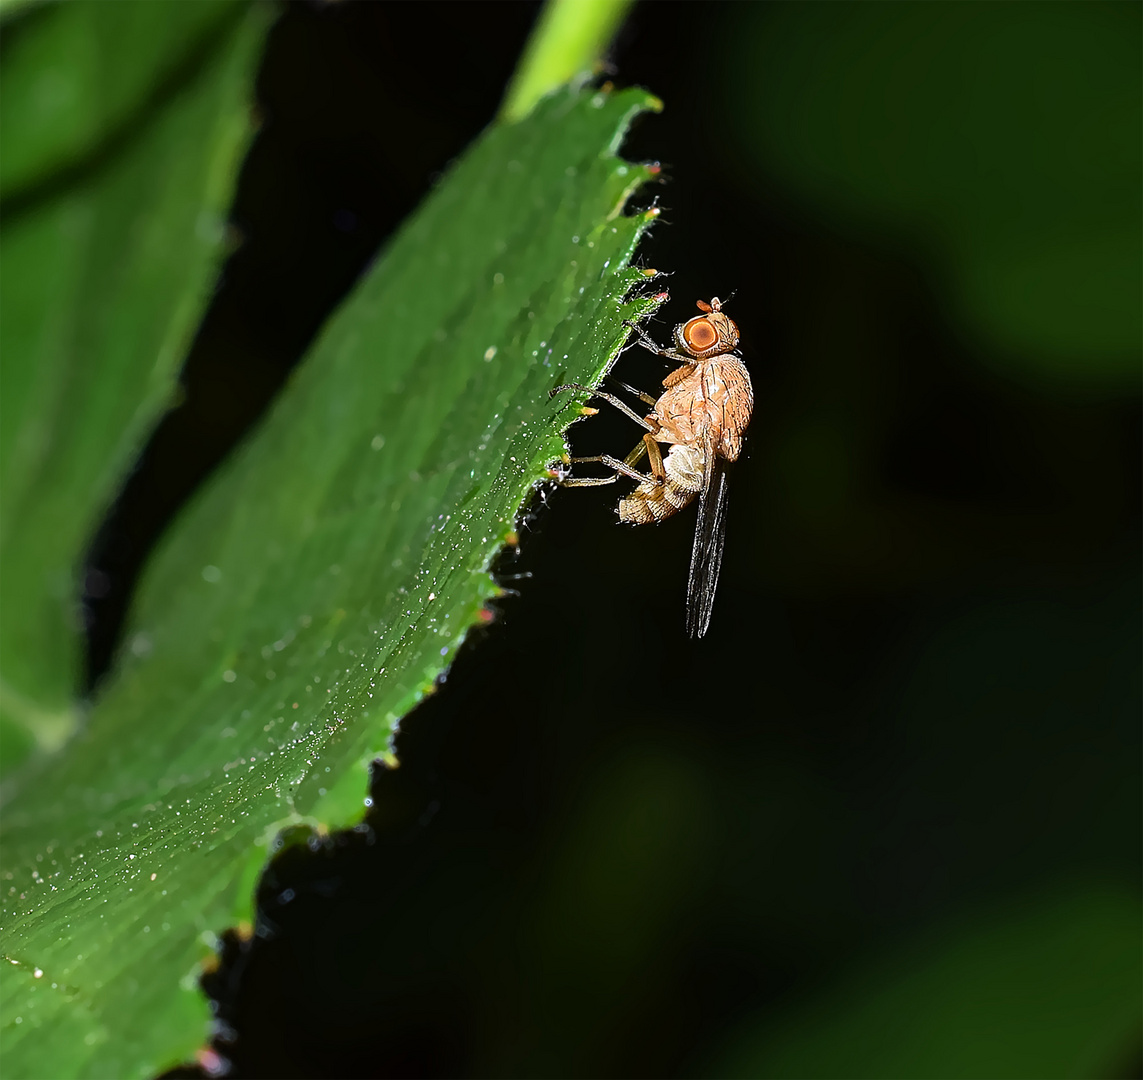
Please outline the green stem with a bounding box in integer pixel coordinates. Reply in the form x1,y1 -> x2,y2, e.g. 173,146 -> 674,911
500,0 -> 636,123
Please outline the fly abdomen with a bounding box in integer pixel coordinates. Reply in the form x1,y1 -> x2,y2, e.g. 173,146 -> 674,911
619,444 -> 704,524
619,478 -> 696,523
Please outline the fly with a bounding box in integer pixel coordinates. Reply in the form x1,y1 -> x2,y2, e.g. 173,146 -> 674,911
550,296 -> 754,638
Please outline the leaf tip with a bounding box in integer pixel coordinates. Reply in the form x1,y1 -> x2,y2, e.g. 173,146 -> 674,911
378,750 -> 399,771
196,1045 -> 229,1077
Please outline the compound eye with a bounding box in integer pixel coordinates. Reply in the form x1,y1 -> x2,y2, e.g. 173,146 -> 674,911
683,317 -> 718,353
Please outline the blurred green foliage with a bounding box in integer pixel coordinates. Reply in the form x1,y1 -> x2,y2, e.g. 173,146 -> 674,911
713,885 -> 1141,1079
0,0 -> 262,770
0,1 -> 242,195
725,2 -> 1141,389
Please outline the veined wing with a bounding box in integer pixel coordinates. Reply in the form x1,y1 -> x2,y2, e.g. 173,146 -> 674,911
685,450 -> 731,638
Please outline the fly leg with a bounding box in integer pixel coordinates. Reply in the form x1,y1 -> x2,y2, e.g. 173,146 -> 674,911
560,437 -> 659,487
622,320 -> 692,364
558,472 -> 619,488
642,432 -> 666,481
592,454 -> 659,485
550,382 -> 659,433
604,375 -> 657,406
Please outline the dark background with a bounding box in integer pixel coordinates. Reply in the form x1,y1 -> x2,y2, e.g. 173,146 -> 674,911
76,2 -> 1140,1077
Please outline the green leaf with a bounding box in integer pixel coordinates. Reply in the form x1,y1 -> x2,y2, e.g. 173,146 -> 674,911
724,3 -> 1142,390
0,0 -> 264,770
708,884 -> 1143,1080
0,85 -> 662,1078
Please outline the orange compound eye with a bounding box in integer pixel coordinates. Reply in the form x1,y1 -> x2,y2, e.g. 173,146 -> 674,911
682,317 -> 718,353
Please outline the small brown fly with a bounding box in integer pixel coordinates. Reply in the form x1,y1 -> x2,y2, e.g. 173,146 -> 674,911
551,296 -> 754,638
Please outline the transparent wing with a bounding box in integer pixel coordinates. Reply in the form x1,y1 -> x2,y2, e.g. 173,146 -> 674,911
685,452 -> 731,639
